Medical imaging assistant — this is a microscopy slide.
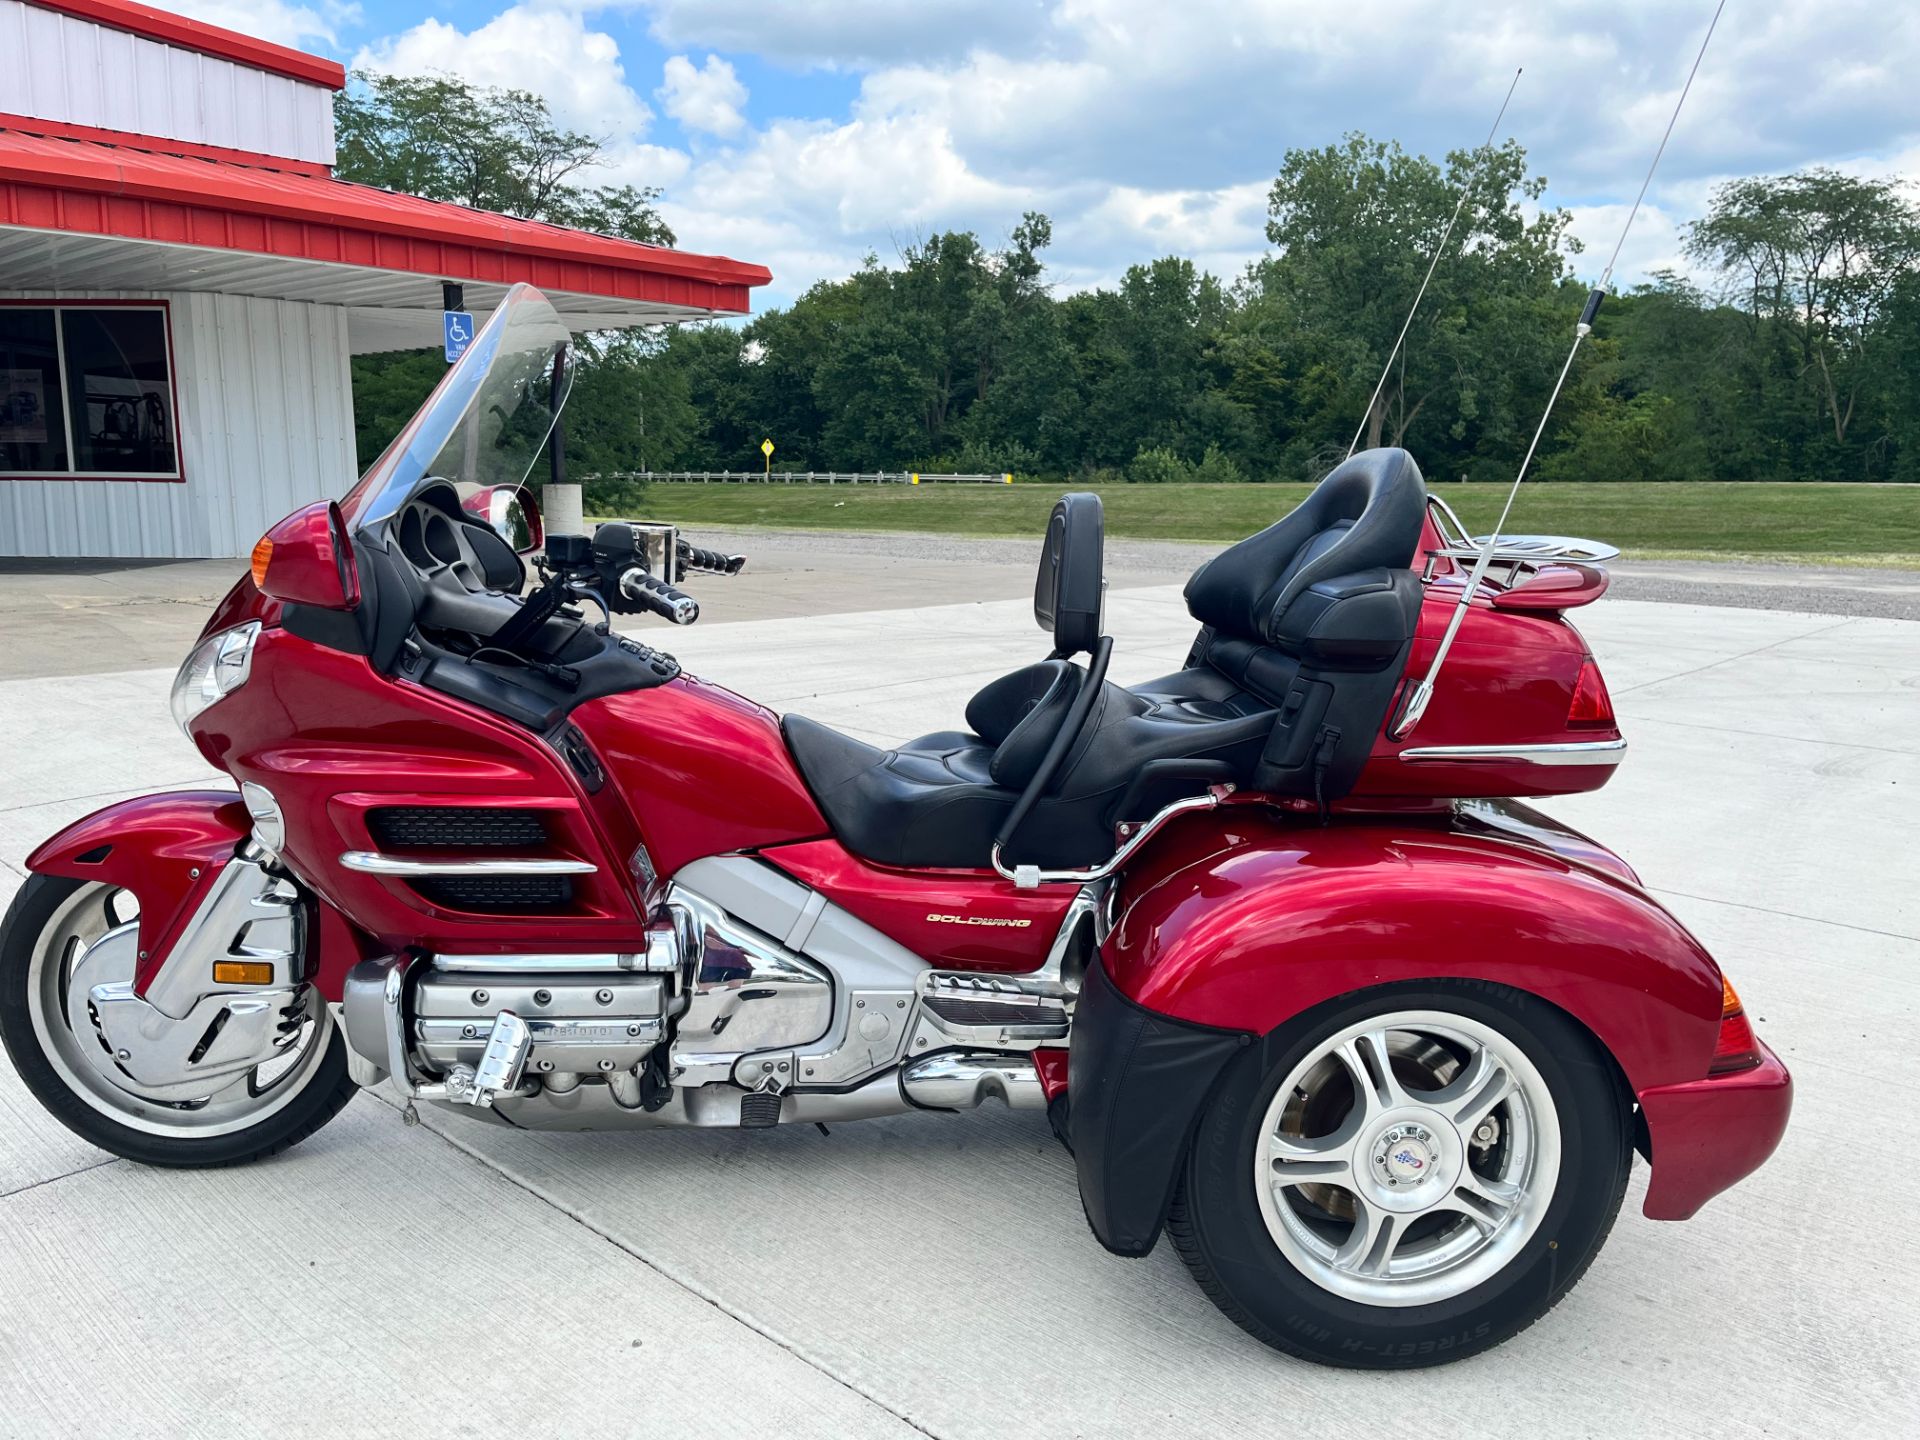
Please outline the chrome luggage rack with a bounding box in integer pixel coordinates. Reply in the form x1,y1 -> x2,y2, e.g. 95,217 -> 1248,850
1420,493 -> 1619,583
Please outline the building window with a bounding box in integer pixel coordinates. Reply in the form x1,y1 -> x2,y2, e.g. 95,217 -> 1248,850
0,305 -> 181,479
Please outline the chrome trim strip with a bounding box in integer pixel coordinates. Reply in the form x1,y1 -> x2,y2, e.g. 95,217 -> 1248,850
1397,740 -> 1627,767
428,951 -> 663,972
339,853 -> 598,876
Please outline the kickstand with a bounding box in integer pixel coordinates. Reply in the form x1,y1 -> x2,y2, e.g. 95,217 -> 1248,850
815,1122 -> 831,1137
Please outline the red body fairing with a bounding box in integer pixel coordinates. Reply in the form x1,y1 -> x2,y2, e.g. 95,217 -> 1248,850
195,629 -> 652,982
570,676 -> 829,879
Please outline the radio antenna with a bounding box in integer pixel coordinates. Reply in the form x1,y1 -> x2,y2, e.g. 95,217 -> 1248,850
1388,0 -> 1727,741
1348,67 -> 1523,460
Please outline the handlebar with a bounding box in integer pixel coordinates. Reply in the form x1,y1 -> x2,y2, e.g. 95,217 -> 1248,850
676,540 -> 746,576
618,567 -> 699,625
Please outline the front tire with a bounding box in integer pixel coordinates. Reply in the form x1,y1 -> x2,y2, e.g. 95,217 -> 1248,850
1169,979 -> 1630,1368
0,873 -> 358,1168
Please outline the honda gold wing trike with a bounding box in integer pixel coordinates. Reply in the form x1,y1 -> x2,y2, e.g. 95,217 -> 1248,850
1,286 -> 1790,1369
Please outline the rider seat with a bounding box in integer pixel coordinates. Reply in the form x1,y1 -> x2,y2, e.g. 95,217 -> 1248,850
781,449 -> 1430,870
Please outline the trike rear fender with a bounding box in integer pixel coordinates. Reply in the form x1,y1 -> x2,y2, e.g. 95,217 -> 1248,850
1072,801 -> 1725,1255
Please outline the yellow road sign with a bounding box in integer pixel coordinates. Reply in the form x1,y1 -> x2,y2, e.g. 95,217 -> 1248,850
760,439 -> 774,457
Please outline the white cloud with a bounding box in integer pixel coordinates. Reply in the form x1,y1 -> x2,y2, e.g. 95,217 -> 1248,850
345,0 -> 1920,306
631,0 -> 1054,69
657,54 -> 748,137
353,8 -> 653,141
164,0 -> 357,50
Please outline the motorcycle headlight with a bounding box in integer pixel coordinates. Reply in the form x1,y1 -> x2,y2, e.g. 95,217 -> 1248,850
169,621 -> 261,736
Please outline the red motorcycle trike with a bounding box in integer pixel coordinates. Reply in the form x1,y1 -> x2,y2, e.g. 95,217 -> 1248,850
0,286 -> 1789,1367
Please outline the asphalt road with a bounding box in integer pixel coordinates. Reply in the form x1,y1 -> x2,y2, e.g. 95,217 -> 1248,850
0,568 -> 1915,1437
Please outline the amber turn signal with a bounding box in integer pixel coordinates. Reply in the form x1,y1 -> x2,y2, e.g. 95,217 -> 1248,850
213,960 -> 276,986
250,535 -> 274,589
1709,974 -> 1761,1075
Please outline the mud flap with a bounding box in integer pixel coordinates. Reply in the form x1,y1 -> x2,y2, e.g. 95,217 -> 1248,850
1068,959 -> 1251,1257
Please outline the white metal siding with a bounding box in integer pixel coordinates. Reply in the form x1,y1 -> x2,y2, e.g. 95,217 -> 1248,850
0,1 -> 336,165
0,291 -> 357,558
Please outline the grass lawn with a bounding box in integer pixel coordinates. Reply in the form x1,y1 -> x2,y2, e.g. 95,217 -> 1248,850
631,481 -> 1920,566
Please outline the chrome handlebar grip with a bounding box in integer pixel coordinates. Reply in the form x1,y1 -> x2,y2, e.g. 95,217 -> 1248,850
618,567 -> 700,625
676,540 -> 746,576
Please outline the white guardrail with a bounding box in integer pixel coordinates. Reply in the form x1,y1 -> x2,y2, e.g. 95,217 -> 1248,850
587,471 -> 1015,486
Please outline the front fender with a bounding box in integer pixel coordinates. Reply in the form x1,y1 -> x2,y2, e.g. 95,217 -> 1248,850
1069,808 -> 1727,1255
26,790 -> 250,992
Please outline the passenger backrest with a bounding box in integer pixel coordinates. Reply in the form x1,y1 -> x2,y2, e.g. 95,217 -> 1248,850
1183,448 -> 1428,649
1034,492 -> 1104,657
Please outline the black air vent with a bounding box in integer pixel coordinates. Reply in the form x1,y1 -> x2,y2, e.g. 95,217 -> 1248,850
368,808 -> 549,851
410,875 -> 574,913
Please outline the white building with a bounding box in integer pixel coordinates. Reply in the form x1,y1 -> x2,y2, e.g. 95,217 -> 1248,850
0,0 -> 768,558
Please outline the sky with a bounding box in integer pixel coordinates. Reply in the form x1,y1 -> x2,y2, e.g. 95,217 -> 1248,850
171,0 -> 1920,310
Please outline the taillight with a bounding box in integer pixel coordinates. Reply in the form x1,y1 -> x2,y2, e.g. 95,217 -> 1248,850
1568,659 -> 1615,727
1709,975 -> 1761,1075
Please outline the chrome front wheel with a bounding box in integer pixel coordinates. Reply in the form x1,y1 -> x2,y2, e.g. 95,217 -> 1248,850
1,873 -> 357,1166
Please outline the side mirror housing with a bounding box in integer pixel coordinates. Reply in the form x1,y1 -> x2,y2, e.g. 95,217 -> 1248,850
251,501 -> 359,611
464,483 -> 544,555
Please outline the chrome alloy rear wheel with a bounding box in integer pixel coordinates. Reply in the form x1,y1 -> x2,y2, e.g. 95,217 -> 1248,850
1254,1010 -> 1560,1308
1169,981 -> 1630,1369
1,874 -> 356,1165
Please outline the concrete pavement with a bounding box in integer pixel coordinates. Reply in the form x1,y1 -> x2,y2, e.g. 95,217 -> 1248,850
0,575 -> 1916,1437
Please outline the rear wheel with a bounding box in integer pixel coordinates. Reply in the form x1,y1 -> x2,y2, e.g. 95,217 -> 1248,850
1169,980 -> 1630,1368
0,873 -> 357,1168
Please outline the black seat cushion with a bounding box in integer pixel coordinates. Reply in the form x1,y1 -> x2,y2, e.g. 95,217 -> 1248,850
783,669 -> 1274,871
783,715 -> 1019,869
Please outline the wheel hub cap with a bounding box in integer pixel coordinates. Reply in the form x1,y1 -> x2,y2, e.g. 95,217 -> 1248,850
1375,1123 -> 1439,1189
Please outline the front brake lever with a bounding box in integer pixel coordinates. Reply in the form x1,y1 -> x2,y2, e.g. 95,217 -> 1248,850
565,580 -> 613,632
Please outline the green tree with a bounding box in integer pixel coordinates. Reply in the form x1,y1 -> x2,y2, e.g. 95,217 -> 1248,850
1687,169 -> 1920,470
1256,134 -> 1575,472
334,72 -> 673,245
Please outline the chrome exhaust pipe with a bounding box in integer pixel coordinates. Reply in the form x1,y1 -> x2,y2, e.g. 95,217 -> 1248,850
901,1053 -> 1046,1111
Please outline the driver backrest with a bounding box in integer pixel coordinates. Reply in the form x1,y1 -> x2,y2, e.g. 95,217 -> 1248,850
1183,448 -> 1427,648
1033,492 -> 1104,657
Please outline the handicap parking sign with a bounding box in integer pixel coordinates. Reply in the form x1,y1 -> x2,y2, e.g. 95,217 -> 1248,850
443,310 -> 475,363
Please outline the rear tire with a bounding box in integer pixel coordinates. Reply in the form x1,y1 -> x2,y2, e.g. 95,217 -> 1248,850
0,873 -> 358,1168
1169,979 -> 1630,1368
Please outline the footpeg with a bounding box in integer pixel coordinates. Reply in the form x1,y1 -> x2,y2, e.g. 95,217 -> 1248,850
451,1011 -> 531,1107
740,1091 -> 782,1128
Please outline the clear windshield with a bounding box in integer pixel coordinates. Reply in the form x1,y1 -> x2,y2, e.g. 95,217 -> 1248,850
340,284 -> 574,540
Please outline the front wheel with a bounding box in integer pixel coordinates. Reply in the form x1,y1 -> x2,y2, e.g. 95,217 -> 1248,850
1169,980 -> 1630,1368
0,873 -> 358,1168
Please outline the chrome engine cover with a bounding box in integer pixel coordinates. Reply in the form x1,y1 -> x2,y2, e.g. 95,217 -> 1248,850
412,971 -> 665,1075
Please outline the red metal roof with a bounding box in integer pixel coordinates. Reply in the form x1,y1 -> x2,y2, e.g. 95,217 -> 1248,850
0,127 -> 771,313
28,0 -> 348,89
